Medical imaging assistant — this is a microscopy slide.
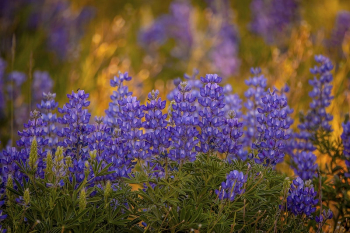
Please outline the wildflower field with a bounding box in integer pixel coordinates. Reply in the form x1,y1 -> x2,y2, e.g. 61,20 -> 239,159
0,0 -> 350,232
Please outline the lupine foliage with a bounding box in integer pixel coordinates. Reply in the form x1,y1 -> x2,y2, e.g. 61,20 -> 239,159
1,55 -> 349,232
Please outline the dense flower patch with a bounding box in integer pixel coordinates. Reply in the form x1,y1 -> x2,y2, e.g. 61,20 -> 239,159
0,54 -> 349,232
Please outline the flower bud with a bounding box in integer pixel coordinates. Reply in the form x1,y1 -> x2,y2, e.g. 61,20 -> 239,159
24,188 -> 30,206
45,151 -> 53,176
89,150 -> 97,161
65,156 -> 72,168
6,175 -> 14,204
29,137 -> 38,170
304,179 -> 312,187
79,188 -> 87,211
84,161 -> 90,179
227,110 -> 236,119
55,146 -> 64,162
104,180 -> 112,200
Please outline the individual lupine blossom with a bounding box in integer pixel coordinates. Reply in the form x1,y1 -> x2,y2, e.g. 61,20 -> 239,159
286,177 -> 318,217
57,90 -> 93,160
300,55 -> 334,132
17,110 -> 48,178
196,74 -> 226,154
222,84 -> 242,118
253,88 -> 293,166
32,71 -> 53,104
218,111 -> 243,161
37,92 -> 59,148
315,209 -> 333,223
215,170 -> 247,201
242,68 -> 267,148
118,95 -> 150,161
105,72 -> 132,127
139,0 -> 193,58
250,0 -> 299,44
291,151 -> 318,180
341,122 -> 350,178
143,90 -> 171,157
329,11 -> 350,54
169,82 -> 199,163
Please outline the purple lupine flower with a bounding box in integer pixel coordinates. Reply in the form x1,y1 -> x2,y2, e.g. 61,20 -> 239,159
341,122 -> 350,178
87,117 -> 130,183
69,159 -> 93,184
291,151 -> 318,180
286,177 -> 318,217
210,22 -> 240,77
222,84 -> 242,118
102,74 -> 139,179
167,70 -> 203,119
32,71 -> 53,103
329,11 -> 350,54
37,92 -> 59,148
0,147 -> 25,194
143,90 -> 171,157
290,55 -> 333,177
215,170 -> 247,201
0,198 -> 6,233
217,110 -> 244,161
315,209 -> 333,223
16,110 -> 48,178
253,88 -> 293,166
169,82 -> 199,163
196,74 -> 226,154
57,90 -> 93,160
139,0 -> 193,58
206,0 -> 240,77
88,117 -> 111,158
105,72 -> 132,127
104,129 -> 134,180
242,68 -> 267,149
299,55 -> 334,132
250,0 -> 299,44
118,95 -> 150,161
